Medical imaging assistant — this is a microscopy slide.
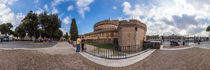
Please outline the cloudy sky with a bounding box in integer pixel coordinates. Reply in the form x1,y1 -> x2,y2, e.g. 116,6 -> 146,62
0,0 -> 210,36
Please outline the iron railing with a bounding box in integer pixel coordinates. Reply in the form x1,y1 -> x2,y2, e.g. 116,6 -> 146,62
84,42 -> 159,59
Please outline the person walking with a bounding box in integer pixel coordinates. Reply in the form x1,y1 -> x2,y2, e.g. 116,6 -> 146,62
76,37 -> 81,52
81,37 -> 85,52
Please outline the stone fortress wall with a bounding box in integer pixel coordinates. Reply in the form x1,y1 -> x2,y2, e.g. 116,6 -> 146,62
117,20 -> 147,51
82,19 -> 147,51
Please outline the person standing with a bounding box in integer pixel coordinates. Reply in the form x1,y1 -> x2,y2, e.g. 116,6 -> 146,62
81,37 -> 85,52
0,38 -> 3,42
76,37 -> 81,52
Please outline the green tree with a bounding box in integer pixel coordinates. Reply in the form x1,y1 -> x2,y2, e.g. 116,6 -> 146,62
15,24 -> 26,40
38,12 -> 61,40
0,23 -> 13,36
34,29 -> 42,39
207,25 -> 210,32
63,32 -> 69,40
48,14 -> 61,40
22,11 -> 39,40
38,12 -> 49,38
70,18 -> 79,41
13,31 -> 18,39
53,29 -> 63,40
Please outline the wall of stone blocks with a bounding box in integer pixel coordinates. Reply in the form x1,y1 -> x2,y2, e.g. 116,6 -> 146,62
117,20 -> 147,51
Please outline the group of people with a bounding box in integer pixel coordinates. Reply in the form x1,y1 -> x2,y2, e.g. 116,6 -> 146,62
76,37 -> 85,52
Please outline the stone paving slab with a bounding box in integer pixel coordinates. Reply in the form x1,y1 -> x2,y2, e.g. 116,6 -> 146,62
160,47 -> 194,50
79,49 -> 156,67
69,44 -> 156,67
0,42 -> 75,55
0,41 -> 57,48
160,42 -> 197,51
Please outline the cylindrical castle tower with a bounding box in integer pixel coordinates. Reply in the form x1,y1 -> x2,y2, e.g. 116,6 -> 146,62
117,19 -> 147,51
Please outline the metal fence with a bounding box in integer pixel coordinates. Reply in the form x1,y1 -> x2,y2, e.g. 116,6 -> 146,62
84,42 -> 160,59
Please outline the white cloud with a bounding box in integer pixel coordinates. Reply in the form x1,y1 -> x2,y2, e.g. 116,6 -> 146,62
51,0 -> 65,7
112,6 -> 117,10
67,5 -> 73,11
60,28 -> 67,34
0,0 -> 24,31
44,4 -> 49,11
63,16 -> 70,24
122,1 -> 146,21
0,2 -> 25,29
34,0 -> 38,3
36,8 -> 44,15
122,1 -> 210,36
76,0 -> 94,18
0,0 -> 18,5
52,7 -> 58,14
50,0 -> 94,18
0,4 -> 14,24
51,0 -> 68,14
13,13 -> 25,29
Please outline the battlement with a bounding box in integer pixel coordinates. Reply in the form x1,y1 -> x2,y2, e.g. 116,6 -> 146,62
118,19 -> 147,31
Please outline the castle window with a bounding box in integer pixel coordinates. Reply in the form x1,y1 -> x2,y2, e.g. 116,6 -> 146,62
135,27 -> 138,31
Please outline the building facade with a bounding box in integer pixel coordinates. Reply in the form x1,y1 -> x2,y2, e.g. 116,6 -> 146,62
82,19 -> 147,51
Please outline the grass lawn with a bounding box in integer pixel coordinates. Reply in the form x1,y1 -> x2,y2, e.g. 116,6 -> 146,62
85,42 -> 114,49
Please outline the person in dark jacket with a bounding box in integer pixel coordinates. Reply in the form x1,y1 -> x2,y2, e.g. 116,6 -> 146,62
81,37 -> 85,52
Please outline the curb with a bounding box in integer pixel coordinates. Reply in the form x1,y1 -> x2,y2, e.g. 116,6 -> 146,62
160,47 -> 194,50
79,49 -> 156,67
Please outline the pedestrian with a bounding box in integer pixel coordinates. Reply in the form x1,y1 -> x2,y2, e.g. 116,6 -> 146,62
198,40 -> 200,45
81,37 -> 85,52
76,37 -> 81,52
0,38 -> 2,42
183,41 -> 185,45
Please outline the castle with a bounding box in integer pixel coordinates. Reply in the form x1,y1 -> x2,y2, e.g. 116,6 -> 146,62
82,19 -> 147,51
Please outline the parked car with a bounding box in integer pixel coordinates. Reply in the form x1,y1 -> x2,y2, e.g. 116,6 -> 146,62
3,36 -> 9,42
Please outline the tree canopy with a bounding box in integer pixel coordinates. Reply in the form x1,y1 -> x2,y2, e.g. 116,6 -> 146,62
63,32 -> 69,40
0,23 -> 13,36
15,24 -> 26,40
14,11 -> 63,40
39,12 -> 62,40
21,11 -> 39,40
70,18 -> 79,41
207,25 -> 210,32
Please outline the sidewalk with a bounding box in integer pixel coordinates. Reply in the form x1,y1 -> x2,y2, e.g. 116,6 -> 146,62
79,49 -> 156,67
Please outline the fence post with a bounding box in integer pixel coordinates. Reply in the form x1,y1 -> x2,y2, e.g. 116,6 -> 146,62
107,48 -> 109,58
125,46 -> 126,58
124,46 -> 126,58
135,45 -> 136,53
105,48 -> 107,58
94,46 -> 95,56
123,46 -> 125,58
98,47 -> 99,55
129,46 -> 130,54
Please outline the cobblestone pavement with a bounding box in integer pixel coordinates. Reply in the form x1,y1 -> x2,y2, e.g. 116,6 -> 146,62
1,42 -> 210,70
117,48 -> 210,70
0,42 -> 98,70
80,49 -> 156,67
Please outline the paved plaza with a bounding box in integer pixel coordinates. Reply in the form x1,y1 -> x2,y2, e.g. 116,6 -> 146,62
195,42 -> 210,47
0,41 -> 210,70
0,41 -> 57,48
